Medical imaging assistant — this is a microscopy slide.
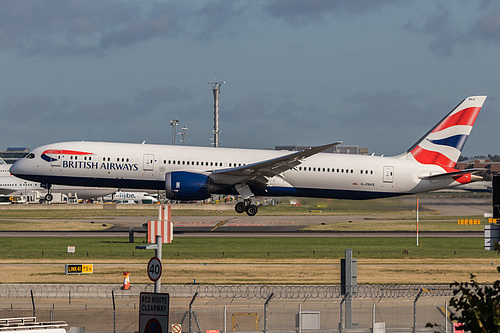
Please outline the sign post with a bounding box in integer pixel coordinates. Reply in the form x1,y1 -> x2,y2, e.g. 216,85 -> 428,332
154,235 -> 162,293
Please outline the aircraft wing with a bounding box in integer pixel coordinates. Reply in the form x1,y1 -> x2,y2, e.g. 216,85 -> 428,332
210,142 -> 342,185
419,169 -> 485,180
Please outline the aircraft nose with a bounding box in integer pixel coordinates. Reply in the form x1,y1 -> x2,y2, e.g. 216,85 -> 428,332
9,160 -> 21,176
9,158 -> 26,177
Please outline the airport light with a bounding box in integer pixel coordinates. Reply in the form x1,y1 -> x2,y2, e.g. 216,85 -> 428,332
179,126 -> 188,145
170,119 -> 179,145
208,81 -> 225,147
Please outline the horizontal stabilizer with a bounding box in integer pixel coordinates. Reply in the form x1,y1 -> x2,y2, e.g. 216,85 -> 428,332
419,169 -> 485,180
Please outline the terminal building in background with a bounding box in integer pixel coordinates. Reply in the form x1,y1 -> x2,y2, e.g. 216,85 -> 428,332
457,159 -> 500,180
275,145 -> 369,155
0,148 -> 30,164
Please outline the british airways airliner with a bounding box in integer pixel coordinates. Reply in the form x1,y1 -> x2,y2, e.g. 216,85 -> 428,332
10,96 -> 487,215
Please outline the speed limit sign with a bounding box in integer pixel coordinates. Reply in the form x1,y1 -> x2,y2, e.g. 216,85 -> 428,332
147,257 -> 162,281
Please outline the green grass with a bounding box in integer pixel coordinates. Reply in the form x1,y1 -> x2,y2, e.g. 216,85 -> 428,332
0,237 -> 496,260
302,219 -> 485,232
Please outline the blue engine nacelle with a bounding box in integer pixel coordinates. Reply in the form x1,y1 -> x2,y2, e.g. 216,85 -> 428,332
165,171 -> 212,201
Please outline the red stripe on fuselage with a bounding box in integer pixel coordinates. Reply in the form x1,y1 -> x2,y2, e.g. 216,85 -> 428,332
432,107 -> 480,132
42,149 -> 93,155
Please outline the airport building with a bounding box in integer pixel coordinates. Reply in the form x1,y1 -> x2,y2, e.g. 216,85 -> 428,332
0,147 -> 30,164
457,159 -> 500,180
275,145 -> 369,155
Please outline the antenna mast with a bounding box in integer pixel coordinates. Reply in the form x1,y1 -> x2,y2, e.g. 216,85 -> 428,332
208,81 -> 225,147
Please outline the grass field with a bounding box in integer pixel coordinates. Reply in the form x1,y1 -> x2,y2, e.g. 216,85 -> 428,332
0,236 -> 496,260
0,196 -> 497,284
0,236 -> 498,285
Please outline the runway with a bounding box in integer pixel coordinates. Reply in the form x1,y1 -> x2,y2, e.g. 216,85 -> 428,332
0,195 -> 490,237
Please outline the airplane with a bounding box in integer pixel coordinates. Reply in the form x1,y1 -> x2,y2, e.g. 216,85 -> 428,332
1,157 -> 116,201
0,157 -> 10,175
10,96 -> 487,215
103,191 -> 158,204
0,173 -> 117,201
453,180 -> 492,193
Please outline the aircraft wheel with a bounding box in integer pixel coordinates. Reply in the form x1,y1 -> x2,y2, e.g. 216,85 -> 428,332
235,202 -> 246,214
45,193 -> 53,202
246,204 -> 258,216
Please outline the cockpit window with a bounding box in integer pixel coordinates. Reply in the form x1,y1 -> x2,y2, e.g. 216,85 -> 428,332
24,153 -> 35,159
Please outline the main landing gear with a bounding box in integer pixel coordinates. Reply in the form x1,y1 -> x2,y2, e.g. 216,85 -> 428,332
235,200 -> 258,216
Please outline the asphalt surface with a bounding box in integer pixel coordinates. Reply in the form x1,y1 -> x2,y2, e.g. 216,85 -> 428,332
0,196 -> 491,237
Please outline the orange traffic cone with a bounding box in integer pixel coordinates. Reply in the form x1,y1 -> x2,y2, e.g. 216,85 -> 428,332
122,272 -> 130,290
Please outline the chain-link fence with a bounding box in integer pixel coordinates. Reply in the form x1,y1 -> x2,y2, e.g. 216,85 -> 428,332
0,284 -> 454,299
0,284 -> 458,333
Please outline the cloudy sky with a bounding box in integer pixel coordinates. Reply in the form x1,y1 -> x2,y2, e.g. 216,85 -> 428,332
0,0 -> 499,157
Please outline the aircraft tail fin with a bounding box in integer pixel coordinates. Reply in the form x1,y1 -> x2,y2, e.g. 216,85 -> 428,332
405,96 -> 487,169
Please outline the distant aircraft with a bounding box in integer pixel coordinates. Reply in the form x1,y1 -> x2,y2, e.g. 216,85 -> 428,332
10,96 -> 487,215
0,175 -> 117,201
455,181 -> 492,193
0,157 -> 10,175
0,161 -> 116,201
103,191 -> 158,204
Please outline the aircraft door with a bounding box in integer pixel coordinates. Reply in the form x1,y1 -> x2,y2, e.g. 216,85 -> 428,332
383,166 -> 394,183
143,154 -> 154,171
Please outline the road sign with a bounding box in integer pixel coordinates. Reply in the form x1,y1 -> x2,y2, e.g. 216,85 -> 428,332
148,257 -> 162,282
65,264 -> 93,275
171,324 -> 181,333
139,292 -> 169,333
144,318 -> 162,333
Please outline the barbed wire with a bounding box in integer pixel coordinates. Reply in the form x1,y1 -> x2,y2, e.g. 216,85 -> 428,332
0,284 -> 456,299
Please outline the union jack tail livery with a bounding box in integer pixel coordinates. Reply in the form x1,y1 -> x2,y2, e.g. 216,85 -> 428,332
405,96 -> 487,169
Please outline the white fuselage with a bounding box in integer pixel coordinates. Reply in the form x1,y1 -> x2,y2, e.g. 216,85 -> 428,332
10,141 -> 460,200
0,163 -> 116,199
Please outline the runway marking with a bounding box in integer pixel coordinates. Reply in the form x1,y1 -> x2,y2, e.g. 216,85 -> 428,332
173,221 -> 297,227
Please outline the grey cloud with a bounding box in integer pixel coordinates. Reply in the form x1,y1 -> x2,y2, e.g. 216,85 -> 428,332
0,0 -> 137,56
100,3 -> 182,49
0,0 -> 255,57
404,2 -> 500,56
264,0 -> 397,25
340,91 -> 429,152
67,101 -> 141,126
192,0 -> 253,39
403,5 -> 459,57
1,95 -> 68,122
470,5 -> 500,44
135,86 -> 193,106
342,90 -> 423,126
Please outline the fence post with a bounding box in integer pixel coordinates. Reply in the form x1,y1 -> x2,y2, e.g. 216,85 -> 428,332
189,292 -> 198,333
372,303 -> 375,331
298,304 -> 302,333
30,290 -> 35,318
264,293 -> 274,333
224,306 -> 227,333
445,301 -> 448,333
413,289 -> 423,333
339,296 -> 346,333
113,290 -> 117,333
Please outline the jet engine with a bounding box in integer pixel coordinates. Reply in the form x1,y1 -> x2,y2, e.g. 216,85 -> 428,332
165,171 -> 212,201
